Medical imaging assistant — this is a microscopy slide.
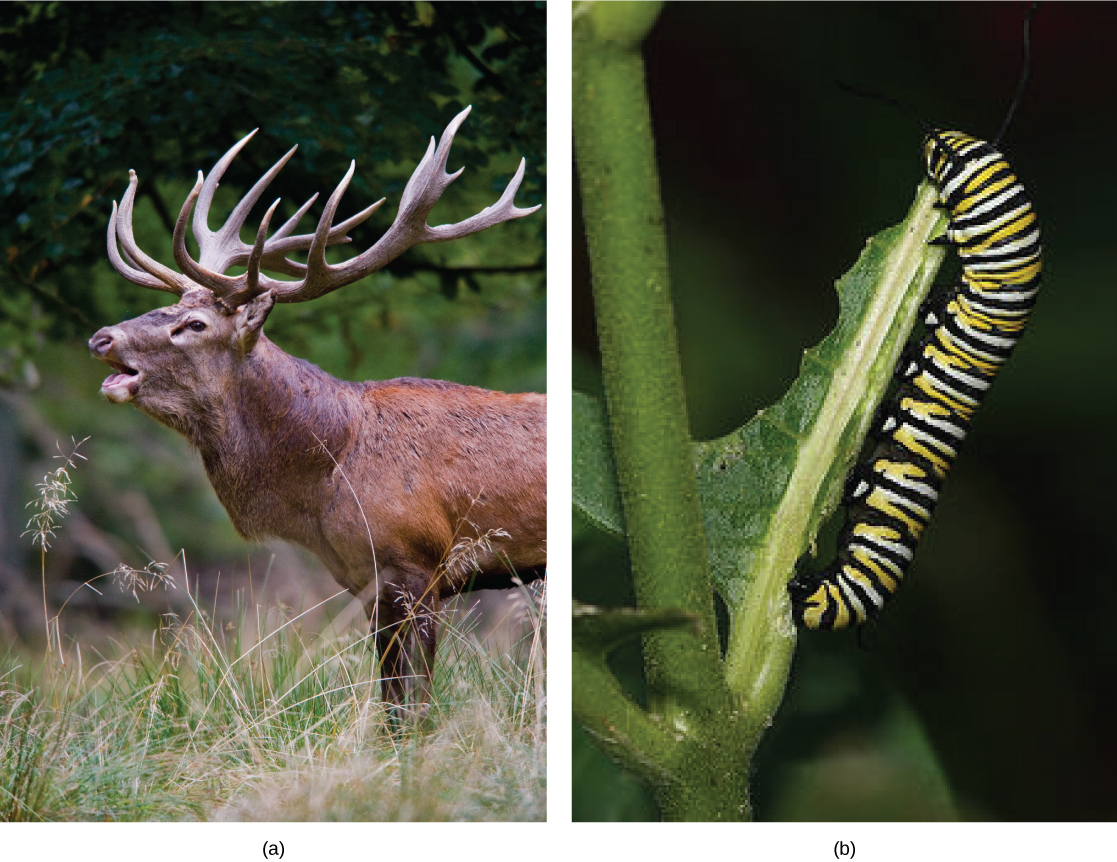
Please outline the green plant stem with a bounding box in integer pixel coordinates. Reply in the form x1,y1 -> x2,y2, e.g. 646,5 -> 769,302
574,2 -> 751,820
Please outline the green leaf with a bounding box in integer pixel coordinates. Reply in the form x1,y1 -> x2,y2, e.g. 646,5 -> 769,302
574,179 -> 948,640
767,693 -> 959,820
572,390 -> 624,539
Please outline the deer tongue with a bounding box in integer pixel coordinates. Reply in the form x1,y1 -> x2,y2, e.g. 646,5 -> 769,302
101,369 -> 140,403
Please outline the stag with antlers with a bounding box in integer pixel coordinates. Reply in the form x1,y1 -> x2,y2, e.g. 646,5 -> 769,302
90,107 -> 546,721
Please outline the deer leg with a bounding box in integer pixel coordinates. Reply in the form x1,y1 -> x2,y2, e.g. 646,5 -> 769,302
367,575 -> 441,726
374,616 -> 407,716
400,589 -> 440,722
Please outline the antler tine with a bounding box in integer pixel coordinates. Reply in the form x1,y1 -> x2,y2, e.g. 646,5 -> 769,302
108,110 -> 539,308
396,112 -> 465,217
110,172 -> 196,296
190,130 -> 297,273
173,171 -> 245,295
257,194 -> 385,277
117,242 -> 145,273
271,160 -> 358,301
259,192 -> 386,279
171,132 -> 369,298
252,106 -> 540,304
192,130 -> 258,245
107,201 -> 167,291
238,198 -> 282,304
252,193 -> 320,277
269,193 -> 319,242
425,156 -> 541,242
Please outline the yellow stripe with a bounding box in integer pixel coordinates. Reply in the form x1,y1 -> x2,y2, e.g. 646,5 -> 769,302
937,324 -> 1004,370
954,174 -> 1016,215
912,372 -> 977,418
850,548 -> 901,593
965,209 -> 1036,253
865,486 -> 926,537
963,161 -> 1010,198
892,425 -> 953,477
925,340 -> 988,375
901,395 -> 954,424
952,299 -> 1027,336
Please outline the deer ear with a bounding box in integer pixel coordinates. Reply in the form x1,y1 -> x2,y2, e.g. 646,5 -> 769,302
233,290 -> 276,354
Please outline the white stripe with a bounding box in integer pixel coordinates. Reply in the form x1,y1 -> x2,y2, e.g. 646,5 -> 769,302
940,151 -> 1000,200
937,324 -> 1008,365
916,368 -> 981,407
928,353 -> 993,391
944,323 -> 1020,352
906,404 -> 967,440
837,574 -> 872,618
957,182 -> 1025,222
951,202 -> 1033,244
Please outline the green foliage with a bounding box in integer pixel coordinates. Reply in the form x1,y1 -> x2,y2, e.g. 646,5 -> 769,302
764,686 -> 957,821
573,2 -> 953,820
0,1 -> 545,385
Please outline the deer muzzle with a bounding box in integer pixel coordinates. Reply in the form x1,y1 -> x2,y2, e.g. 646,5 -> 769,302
90,327 -> 142,403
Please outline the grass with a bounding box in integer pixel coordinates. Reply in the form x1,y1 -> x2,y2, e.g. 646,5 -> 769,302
0,574 -> 546,822
7,429 -> 545,823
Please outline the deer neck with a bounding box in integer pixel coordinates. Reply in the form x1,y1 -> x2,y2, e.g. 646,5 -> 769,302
197,335 -> 356,541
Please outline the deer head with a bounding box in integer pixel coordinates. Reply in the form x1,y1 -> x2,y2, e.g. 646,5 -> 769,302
91,106 -> 539,427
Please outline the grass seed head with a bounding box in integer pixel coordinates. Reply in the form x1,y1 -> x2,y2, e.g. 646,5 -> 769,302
22,437 -> 88,550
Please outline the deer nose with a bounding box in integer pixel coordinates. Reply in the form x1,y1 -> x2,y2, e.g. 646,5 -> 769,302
90,329 -> 114,356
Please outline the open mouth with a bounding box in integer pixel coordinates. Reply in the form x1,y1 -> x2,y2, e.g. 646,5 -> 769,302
101,360 -> 141,403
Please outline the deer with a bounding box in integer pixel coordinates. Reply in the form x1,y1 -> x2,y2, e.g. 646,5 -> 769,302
88,107 -> 546,722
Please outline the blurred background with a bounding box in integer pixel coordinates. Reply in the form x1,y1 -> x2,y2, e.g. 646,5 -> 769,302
0,3 -> 545,661
574,2 -> 1117,820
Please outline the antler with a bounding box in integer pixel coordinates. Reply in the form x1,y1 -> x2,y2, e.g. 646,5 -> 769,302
107,178 -> 201,297
107,133 -> 372,299
107,106 -> 540,307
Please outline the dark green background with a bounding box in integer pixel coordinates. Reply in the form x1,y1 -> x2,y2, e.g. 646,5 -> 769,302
574,2 -> 1117,821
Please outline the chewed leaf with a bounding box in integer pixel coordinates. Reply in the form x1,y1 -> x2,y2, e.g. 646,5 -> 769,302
703,183 -> 946,624
573,183 -> 948,617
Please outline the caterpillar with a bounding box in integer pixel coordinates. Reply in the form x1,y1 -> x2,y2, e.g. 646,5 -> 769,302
787,126 -> 1043,630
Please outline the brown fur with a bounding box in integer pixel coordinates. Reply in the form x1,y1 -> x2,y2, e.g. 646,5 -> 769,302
90,289 -> 546,719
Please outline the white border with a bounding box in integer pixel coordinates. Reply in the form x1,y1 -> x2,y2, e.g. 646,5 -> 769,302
545,0 -> 574,829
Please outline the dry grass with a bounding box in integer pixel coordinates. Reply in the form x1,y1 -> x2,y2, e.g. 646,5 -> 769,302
0,575 -> 546,822
7,435 -> 545,822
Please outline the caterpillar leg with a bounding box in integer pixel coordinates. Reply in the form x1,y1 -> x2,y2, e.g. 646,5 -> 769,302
918,282 -> 955,323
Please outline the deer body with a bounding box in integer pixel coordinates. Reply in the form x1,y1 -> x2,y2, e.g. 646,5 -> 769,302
91,108 -> 544,718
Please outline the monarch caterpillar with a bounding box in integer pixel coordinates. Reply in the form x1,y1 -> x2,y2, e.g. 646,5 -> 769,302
788,20 -> 1042,631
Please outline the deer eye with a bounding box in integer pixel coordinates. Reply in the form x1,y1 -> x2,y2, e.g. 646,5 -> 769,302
187,320 -> 207,332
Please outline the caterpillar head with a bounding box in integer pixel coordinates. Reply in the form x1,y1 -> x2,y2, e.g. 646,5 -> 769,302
922,130 -> 987,184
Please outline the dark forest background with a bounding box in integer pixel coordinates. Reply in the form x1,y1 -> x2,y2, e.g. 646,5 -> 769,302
0,2 -> 545,654
573,2 -> 1117,821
